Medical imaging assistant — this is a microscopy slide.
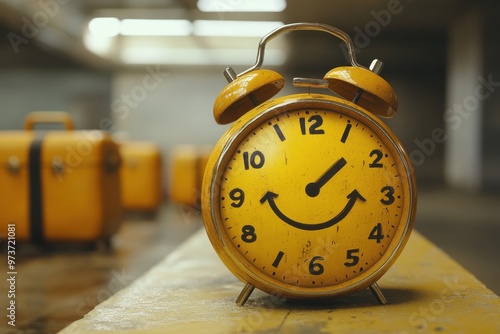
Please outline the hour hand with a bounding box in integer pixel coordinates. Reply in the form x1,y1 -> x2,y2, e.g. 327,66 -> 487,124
305,157 -> 347,197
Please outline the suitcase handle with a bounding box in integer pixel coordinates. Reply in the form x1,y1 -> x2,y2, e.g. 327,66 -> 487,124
24,112 -> 74,131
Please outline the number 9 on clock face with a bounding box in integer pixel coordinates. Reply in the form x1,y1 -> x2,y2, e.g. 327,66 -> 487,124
203,96 -> 416,299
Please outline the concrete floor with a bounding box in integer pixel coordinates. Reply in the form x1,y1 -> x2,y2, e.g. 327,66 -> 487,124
416,187 -> 500,295
0,205 -> 201,334
0,188 -> 498,334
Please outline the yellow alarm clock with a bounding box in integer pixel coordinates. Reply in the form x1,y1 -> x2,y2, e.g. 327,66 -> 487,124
201,23 -> 417,306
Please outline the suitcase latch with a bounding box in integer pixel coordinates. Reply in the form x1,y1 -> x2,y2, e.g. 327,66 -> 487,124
51,157 -> 65,176
7,156 -> 21,174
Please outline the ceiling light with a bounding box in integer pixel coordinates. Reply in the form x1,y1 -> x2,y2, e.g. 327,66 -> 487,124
197,0 -> 286,12
83,31 -> 115,55
193,20 -> 283,37
121,47 -> 286,66
120,19 -> 192,36
88,18 -> 283,38
88,17 -> 121,37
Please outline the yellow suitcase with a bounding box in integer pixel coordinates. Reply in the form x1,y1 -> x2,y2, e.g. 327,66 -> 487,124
168,145 -> 211,209
0,112 -> 122,244
119,141 -> 163,211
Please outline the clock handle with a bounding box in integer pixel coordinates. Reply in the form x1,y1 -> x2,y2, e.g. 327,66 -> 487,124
236,283 -> 255,306
237,22 -> 364,78
369,282 -> 388,305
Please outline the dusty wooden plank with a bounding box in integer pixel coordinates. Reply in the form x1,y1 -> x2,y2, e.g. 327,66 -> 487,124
59,229 -> 500,334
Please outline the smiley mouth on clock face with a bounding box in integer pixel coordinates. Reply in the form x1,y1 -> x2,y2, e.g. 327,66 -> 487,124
259,189 -> 366,231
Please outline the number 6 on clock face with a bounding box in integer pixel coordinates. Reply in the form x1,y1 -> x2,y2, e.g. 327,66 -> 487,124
202,96 -> 416,304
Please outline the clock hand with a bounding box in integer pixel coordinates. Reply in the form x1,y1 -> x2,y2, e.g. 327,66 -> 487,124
305,157 -> 347,197
260,189 -> 366,231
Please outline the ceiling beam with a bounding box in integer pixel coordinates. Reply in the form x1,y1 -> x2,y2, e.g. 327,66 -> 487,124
0,1 -> 114,70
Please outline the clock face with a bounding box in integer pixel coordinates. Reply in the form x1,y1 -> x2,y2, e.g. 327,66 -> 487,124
205,96 -> 415,298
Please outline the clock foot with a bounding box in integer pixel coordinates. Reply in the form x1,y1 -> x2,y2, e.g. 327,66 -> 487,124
369,282 -> 387,305
236,283 -> 255,306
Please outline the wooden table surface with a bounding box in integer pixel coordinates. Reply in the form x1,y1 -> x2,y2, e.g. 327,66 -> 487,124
60,228 -> 500,334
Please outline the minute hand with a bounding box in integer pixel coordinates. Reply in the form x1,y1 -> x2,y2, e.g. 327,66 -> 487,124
305,157 -> 347,197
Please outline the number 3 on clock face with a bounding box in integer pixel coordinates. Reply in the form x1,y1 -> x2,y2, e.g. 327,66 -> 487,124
203,96 -> 416,302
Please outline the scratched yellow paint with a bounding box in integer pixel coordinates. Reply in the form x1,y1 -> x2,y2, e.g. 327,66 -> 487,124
60,229 -> 500,334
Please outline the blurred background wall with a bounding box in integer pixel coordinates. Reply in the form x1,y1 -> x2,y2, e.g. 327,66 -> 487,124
1,0 -> 498,191
0,0 -> 500,330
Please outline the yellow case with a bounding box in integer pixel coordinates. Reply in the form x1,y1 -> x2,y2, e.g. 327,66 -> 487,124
168,145 -> 211,208
0,112 -> 122,243
119,141 -> 163,211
